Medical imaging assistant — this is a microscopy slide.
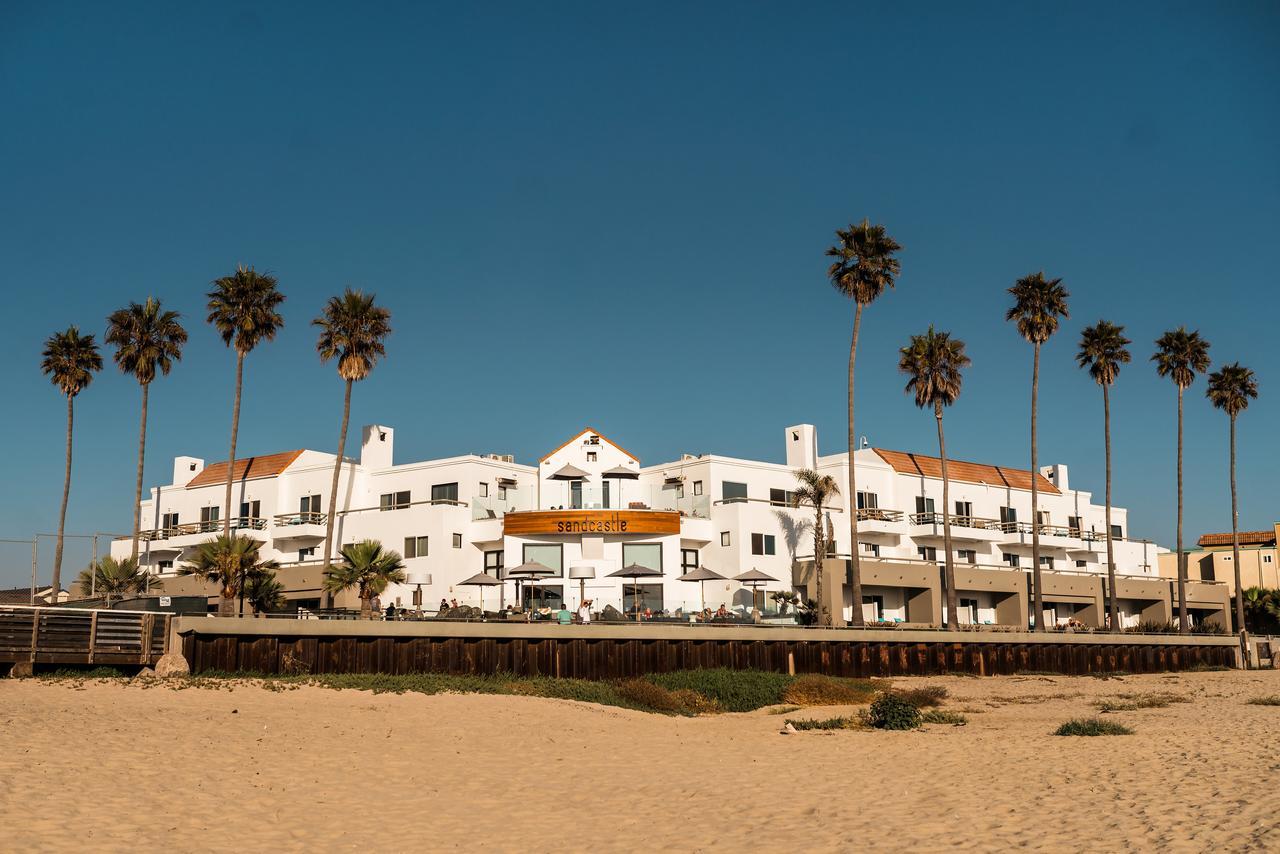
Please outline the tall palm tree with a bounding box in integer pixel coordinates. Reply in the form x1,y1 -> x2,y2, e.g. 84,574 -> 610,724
1006,272 -> 1070,631
206,266 -> 285,536
1206,362 -> 1258,637
180,533 -> 280,617
75,556 -> 147,606
898,326 -> 970,630
791,468 -> 840,625
1153,327 -> 1211,634
313,289 -> 392,605
826,220 -> 902,627
40,327 -> 103,602
323,539 -> 406,618
1076,321 -> 1131,632
105,298 -> 188,563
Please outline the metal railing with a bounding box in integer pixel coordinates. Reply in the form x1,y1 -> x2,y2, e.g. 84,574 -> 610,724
855,508 -> 904,522
121,517 -> 268,541
273,511 -> 328,527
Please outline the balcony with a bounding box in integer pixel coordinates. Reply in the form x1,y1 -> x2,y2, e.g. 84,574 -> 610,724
997,521 -> 1099,551
272,512 -> 328,543
853,507 -> 905,536
908,513 -> 1003,543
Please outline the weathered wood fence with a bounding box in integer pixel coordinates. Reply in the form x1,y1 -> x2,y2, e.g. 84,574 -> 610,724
0,606 -> 170,668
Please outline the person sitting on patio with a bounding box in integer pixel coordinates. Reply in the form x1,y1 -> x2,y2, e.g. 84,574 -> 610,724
385,603 -> 396,620
439,598 -> 450,612
557,604 -> 572,625
715,604 -> 729,619
642,607 -> 653,621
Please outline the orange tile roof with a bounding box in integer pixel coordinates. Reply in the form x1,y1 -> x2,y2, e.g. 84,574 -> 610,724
1197,530 -> 1277,548
539,427 -> 638,463
186,450 -> 304,488
872,448 -> 1060,495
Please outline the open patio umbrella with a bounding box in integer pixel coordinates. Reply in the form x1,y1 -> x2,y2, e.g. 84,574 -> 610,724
507,561 -> 556,610
678,565 -> 726,612
458,571 -> 503,615
607,563 -> 663,622
734,569 -> 777,621
600,465 -> 639,479
550,463 -> 591,480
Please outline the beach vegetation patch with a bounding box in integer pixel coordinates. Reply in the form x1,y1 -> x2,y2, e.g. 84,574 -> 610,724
867,693 -> 921,730
781,675 -> 882,707
1054,718 -> 1133,736
646,669 -> 792,713
784,715 -> 864,731
890,684 -> 948,707
920,710 -> 967,726
1246,695 -> 1280,706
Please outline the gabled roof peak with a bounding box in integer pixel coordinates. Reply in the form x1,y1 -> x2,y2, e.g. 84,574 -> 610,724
539,426 -> 638,463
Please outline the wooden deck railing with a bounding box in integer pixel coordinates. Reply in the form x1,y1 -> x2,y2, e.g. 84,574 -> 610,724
0,606 -> 170,667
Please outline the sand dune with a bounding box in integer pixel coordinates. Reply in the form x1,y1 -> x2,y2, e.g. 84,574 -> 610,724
2,670 -> 1279,852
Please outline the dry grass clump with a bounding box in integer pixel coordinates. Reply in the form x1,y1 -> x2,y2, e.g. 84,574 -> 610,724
781,675 -> 880,707
616,679 -> 687,713
1094,692 -> 1191,712
920,710 -> 968,726
668,688 -> 723,714
1246,695 -> 1280,706
890,685 -> 948,708
785,715 -> 867,731
1054,717 -> 1133,736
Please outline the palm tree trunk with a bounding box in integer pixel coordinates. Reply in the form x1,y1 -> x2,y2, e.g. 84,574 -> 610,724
223,350 -> 244,537
1030,342 -> 1043,631
1103,383 -> 1118,632
52,394 -> 74,602
1223,414 -> 1244,640
814,504 -> 824,623
847,302 -> 864,627
936,403 -> 958,630
1176,386 -> 1187,634
129,382 -> 150,563
321,379 -> 354,608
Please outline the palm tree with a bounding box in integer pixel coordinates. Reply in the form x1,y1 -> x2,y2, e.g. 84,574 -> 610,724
75,556 -> 147,606
1152,327 -> 1211,634
313,290 -> 392,605
323,539 -> 406,618
180,534 -> 279,617
1006,272 -> 1070,631
898,326 -> 971,630
207,266 -> 286,536
245,571 -> 287,616
105,298 -> 188,562
1206,362 -> 1258,637
40,327 -> 103,602
791,468 -> 840,625
1076,321 -> 1131,632
826,220 -> 902,627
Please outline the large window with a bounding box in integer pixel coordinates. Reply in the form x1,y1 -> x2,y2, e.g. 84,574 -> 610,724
622,543 -> 662,573
860,542 -> 880,557
722,482 -> 748,503
1000,506 -> 1017,524
693,480 -> 703,496
915,496 -> 935,515
622,584 -> 664,615
299,495 -> 321,514
238,500 -> 260,522
403,536 -> 429,559
954,501 -> 972,518
857,492 -> 879,510
1110,524 -> 1123,539
380,491 -> 410,511
431,483 -> 459,503
199,506 -> 220,532
570,480 -> 583,509
957,549 -> 976,564
680,549 -> 699,576
523,543 -> 563,576
484,550 -> 504,576
161,512 -> 179,531
917,546 -> 937,561
1004,553 -> 1020,568
769,488 -> 795,507
750,533 -> 776,556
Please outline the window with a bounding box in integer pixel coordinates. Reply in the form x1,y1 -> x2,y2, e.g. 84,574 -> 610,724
161,512 -> 179,531
1040,556 -> 1054,569
1265,555 -> 1274,564
1110,524 -> 1123,539
680,549 -> 699,575
622,543 -> 662,573
238,500 -> 260,523
380,491 -> 410,511
1067,516 -> 1082,535
693,480 -> 703,496
403,536 -> 429,559
917,546 -> 938,561
570,480 -> 584,509
523,543 -> 563,576
452,533 -> 462,549
1004,553 -> 1021,568
484,550 -> 504,576
915,496 -> 935,515
769,488 -> 796,507
431,483 -> 458,503
1036,510 -> 1050,525
751,533 -> 776,556
300,495 -> 321,514
498,485 -> 509,501
586,451 -> 597,462
954,501 -> 972,518
857,492 -> 879,510
721,531 -> 731,547
958,598 -> 979,625
157,560 -> 173,571
957,549 -> 976,564
479,482 -> 489,498
722,482 -> 748,503
199,506 -> 220,531
1076,560 -> 1087,568
675,484 -> 684,499
860,542 -> 880,557
622,584 -> 663,614
299,547 -> 316,561
1000,506 -> 1017,524
602,480 -> 611,508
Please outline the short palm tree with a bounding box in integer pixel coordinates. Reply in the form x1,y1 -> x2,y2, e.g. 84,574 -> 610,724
791,468 -> 840,625
180,534 -> 279,617
899,326 -> 971,630
75,556 -> 147,606
1206,362 -> 1258,636
314,290 -> 392,604
207,266 -> 285,535
1006,272 -> 1069,631
1076,320 -> 1131,632
105,298 -> 188,562
323,539 -> 406,618
826,220 -> 902,627
40,326 -> 103,602
245,571 -> 287,616
1152,327 -> 1211,634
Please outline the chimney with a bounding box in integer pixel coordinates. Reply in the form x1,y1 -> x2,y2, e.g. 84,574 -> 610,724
174,456 -> 204,486
785,424 -> 817,470
1040,464 -> 1068,491
361,425 -> 394,469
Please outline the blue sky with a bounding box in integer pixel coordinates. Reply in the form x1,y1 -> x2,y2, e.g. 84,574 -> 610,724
1,1 -> 1276,586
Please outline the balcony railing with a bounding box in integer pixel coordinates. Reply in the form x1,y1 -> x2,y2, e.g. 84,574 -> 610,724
855,508 -> 904,523
117,517 -> 267,542
908,513 -> 1000,530
273,511 -> 328,527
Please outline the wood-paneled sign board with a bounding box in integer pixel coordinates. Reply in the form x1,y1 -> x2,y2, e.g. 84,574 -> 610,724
503,510 -> 681,536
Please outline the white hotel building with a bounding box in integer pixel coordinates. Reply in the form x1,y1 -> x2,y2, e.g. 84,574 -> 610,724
111,423 -> 1199,628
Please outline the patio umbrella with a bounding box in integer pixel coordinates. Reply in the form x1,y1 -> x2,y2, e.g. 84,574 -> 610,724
550,463 -> 591,480
678,565 -> 726,612
507,561 -> 555,609
734,569 -> 777,620
607,563 -> 663,621
458,571 -> 503,614
600,465 -> 639,479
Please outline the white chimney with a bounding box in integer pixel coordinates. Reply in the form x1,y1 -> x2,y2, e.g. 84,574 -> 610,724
361,425 -> 394,469
173,456 -> 204,486
785,424 -> 817,470
1040,464 -> 1068,491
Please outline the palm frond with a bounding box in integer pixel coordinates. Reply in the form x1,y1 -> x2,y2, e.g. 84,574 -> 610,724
1076,320 -> 1132,387
41,326 -> 103,397
312,289 -> 392,382
826,219 -> 902,306
105,297 -> 188,385
1007,272 -> 1070,345
206,265 -> 286,354
898,326 -> 971,409
1152,326 -> 1211,389
1206,362 -> 1258,417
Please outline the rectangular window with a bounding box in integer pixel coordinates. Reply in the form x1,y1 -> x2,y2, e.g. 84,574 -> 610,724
1036,510 -> 1050,525
403,536 -> 428,559
157,560 -> 173,571
1265,555 -> 1274,564
622,584 -> 664,614
1004,553 -> 1021,568
957,549 -> 976,563
693,480 -> 703,496
958,598 -> 979,625
917,546 -> 938,561
751,533 -> 776,556
954,501 -> 972,518
299,547 -> 316,561
769,488 -> 796,507
680,549 -> 699,575
161,512 -> 179,531
722,482 -> 748,503
238,500 -> 260,523
1000,506 -> 1017,524
1110,524 -> 1123,539
1076,560 -> 1087,568
675,483 -> 684,499
586,451 -> 597,462
484,550 -> 504,576
452,533 -> 462,549
199,506 -> 220,531
570,480 -> 584,509
622,543 -> 662,573
380,491 -> 410,511
1067,516 -> 1082,536
522,543 -> 563,576
915,496 -> 935,515
857,492 -> 879,510
479,482 -> 489,498
1040,556 -> 1054,569
720,531 -> 731,547
498,485 -> 508,501
860,542 -> 880,557
602,480 -> 611,508
300,495 -> 321,514
431,483 -> 458,503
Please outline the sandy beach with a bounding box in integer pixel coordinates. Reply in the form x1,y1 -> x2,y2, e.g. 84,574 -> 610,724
2,670 -> 1278,852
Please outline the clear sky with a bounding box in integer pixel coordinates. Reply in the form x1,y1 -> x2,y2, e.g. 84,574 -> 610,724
1,1 -> 1276,586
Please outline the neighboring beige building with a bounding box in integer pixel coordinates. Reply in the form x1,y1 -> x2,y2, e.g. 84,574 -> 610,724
1158,523 -> 1280,597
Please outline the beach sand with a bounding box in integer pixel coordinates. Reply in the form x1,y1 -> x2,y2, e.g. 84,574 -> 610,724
2,669 -> 1278,852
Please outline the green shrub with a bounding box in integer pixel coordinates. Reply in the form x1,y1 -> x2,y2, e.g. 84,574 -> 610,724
648,669 -> 791,713
920,710 -> 967,726
892,684 -> 948,708
782,675 -> 880,707
785,715 -> 862,731
37,666 -> 128,680
1054,717 -> 1134,736
615,679 -> 686,713
1246,695 -> 1280,706
868,693 -> 921,730
668,688 -> 723,715
1184,663 -> 1231,672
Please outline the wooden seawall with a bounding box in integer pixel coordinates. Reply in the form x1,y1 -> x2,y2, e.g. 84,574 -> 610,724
0,606 -> 170,670
176,619 -> 1240,678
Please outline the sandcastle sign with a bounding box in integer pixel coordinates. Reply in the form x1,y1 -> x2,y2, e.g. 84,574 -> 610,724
502,509 -> 681,536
